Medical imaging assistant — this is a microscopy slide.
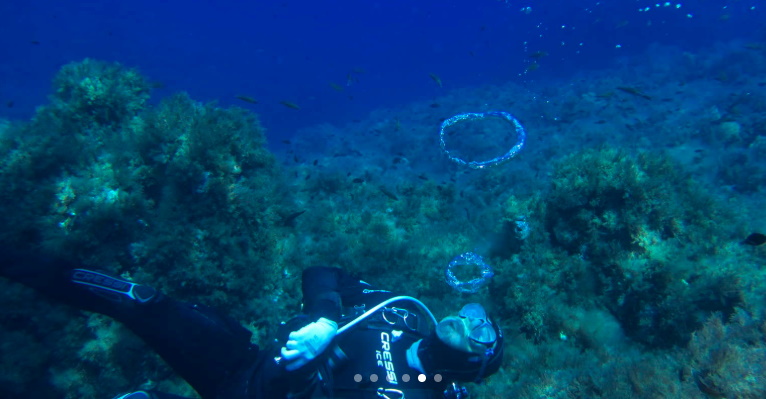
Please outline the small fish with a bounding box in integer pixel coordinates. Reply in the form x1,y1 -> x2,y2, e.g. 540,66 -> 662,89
429,103 -> 440,108
529,51 -> 548,59
695,371 -> 726,398
744,43 -> 764,51
525,63 -> 540,73
281,139 -> 291,144
379,186 -> 398,201
417,174 -> 428,180
150,81 -> 166,89
346,72 -> 360,87
6,101 -> 14,108
312,159 -> 318,166
352,177 -> 364,183
280,100 -> 300,110
282,210 -> 306,226
329,82 -> 344,91
394,118 -> 401,132
743,233 -> 766,246
30,40 -> 41,45
429,73 -> 443,88
617,86 -> 652,101
236,95 -> 258,104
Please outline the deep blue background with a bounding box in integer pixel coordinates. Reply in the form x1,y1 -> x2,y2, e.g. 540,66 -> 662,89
1,0 -> 762,142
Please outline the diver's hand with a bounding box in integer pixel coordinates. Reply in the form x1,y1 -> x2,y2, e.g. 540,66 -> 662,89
280,317 -> 338,371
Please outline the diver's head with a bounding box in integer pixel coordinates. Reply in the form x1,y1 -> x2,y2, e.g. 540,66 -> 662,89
418,303 -> 503,383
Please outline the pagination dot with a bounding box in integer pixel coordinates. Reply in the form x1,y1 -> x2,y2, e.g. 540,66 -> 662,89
418,374 -> 426,382
401,374 -> 411,382
353,374 -> 362,382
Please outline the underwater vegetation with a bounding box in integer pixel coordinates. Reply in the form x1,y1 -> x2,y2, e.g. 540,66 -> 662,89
0,59 -> 287,305
476,146 -> 765,398
543,148 -> 749,347
0,59 -> 292,398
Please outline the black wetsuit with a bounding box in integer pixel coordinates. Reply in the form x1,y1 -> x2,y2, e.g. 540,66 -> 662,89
0,250 -> 449,399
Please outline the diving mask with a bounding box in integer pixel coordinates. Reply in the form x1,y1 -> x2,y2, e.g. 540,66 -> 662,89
436,303 -> 497,353
458,303 -> 497,346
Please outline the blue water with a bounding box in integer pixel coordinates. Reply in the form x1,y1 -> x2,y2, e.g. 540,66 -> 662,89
1,0 -> 762,141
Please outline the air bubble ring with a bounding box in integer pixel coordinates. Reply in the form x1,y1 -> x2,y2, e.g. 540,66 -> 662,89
439,111 -> 526,169
445,252 -> 494,293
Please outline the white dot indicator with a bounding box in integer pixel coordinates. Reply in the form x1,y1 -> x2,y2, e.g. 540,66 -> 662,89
418,374 -> 426,382
434,374 -> 443,382
402,374 -> 411,382
354,374 -> 362,382
370,374 -> 379,382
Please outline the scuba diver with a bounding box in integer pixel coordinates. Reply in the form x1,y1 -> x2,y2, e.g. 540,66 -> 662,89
0,249 -> 503,399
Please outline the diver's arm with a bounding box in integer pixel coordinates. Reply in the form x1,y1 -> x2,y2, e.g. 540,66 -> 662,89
300,266 -> 346,322
271,267 -> 346,373
301,266 -> 395,320
281,266 -> 381,373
